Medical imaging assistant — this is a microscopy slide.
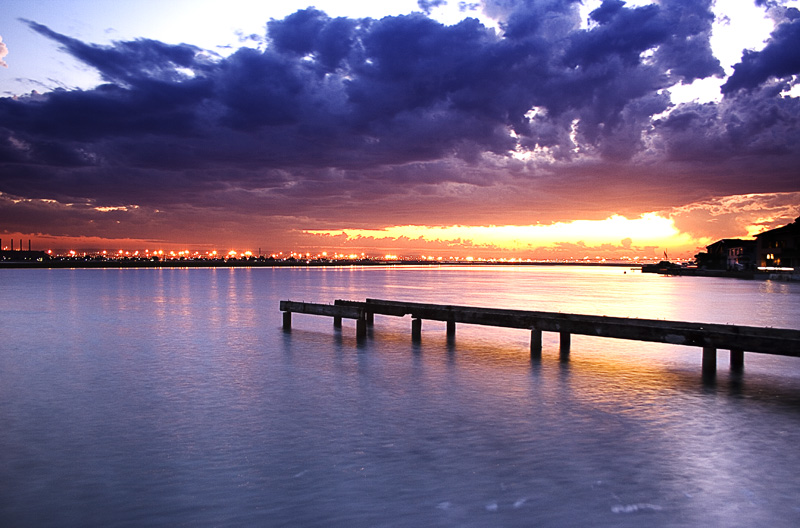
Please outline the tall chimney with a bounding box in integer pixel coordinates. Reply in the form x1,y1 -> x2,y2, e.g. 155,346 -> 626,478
28,239 -> 31,251
10,239 -> 13,251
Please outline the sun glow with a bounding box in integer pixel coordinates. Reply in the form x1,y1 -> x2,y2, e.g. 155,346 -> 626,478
306,213 -> 703,256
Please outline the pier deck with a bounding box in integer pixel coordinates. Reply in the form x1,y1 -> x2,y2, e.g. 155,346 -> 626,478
280,298 -> 800,375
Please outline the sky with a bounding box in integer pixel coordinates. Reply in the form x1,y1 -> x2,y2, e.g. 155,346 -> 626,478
1,0 -> 799,259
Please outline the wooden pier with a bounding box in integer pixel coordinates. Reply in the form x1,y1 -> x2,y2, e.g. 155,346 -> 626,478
279,298 -> 800,375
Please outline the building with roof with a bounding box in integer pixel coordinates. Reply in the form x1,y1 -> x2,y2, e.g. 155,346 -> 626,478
755,217 -> 800,270
696,238 -> 756,270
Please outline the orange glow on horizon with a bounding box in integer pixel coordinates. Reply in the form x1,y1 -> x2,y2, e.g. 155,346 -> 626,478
305,213 -> 709,257
11,193 -> 796,260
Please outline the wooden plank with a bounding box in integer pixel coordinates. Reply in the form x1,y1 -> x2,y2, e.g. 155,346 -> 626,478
280,300 -> 364,319
336,299 -> 408,316
363,298 -> 796,339
284,298 -> 800,359
358,298 -> 800,357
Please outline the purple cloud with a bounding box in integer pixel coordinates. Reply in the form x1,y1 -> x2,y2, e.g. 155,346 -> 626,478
722,12 -> 800,93
0,1 -> 798,247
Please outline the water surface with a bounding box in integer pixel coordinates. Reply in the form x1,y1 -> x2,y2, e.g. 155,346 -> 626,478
1,266 -> 799,527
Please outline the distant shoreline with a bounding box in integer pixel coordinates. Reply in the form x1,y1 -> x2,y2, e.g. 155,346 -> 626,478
3,259 -> 796,280
0,259 -> 639,269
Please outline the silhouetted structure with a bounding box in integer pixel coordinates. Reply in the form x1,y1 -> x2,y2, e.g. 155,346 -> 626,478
755,217 -> 800,270
281,298 -> 800,377
696,238 -> 755,270
726,240 -> 757,270
0,239 -> 48,262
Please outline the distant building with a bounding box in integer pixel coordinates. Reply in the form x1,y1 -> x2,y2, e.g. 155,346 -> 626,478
726,240 -> 757,270
755,216 -> 800,270
0,250 -> 49,262
0,238 -> 48,262
697,239 -> 755,270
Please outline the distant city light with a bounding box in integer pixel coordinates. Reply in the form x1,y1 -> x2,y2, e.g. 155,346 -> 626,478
24,245 -> 699,269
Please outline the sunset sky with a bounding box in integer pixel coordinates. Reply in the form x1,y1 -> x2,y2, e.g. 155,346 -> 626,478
1,0 -> 799,258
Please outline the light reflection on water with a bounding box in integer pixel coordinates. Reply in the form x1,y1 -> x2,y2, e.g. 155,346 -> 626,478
1,266 -> 799,527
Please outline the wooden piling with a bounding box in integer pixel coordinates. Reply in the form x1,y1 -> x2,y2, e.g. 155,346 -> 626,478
560,332 -> 571,353
357,316 -> 367,338
730,348 -> 744,372
412,318 -> 422,340
703,346 -> 717,374
333,316 -> 342,328
283,311 -> 292,330
530,329 -> 542,357
447,319 -> 456,337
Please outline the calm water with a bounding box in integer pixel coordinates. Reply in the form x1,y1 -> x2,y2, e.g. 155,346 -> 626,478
1,266 -> 799,527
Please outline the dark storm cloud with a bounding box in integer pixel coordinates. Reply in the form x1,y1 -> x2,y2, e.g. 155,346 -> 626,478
267,9 -> 357,73
721,12 -> 800,93
23,20 -> 210,87
1,0 -> 799,241
655,84 -> 800,169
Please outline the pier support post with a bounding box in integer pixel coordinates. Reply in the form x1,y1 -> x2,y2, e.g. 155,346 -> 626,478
356,316 -> 367,339
560,332 -> 570,353
366,312 -> 375,326
447,319 -> 456,337
730,348 -> 744,372
333,316 -> 342,329
703,346 -> 717,375
282,311 -> 292,330
530,329 -> 542,357
412,318 -> 422,340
